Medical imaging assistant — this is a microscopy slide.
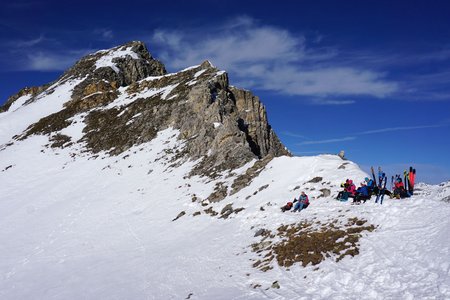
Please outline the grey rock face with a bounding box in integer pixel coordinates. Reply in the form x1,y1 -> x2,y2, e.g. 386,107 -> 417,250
6,41 -> 290,177
63,41 -> 166,85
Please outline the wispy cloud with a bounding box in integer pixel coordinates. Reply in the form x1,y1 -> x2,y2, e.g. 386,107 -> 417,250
0,33 -> 95,72
11,35 -> 45,48
310,99 -> 356,105
358,124 -> 445,135
297,136 -> 356,145
336,47 -> 450,102
281,131 -> 308,139
25,50 -> 92,71
291,121 -> 448,147
94,29 -> 114,40
149,16 -> 398,101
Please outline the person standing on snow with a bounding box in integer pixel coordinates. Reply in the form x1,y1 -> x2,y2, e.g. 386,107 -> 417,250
293,191 -> 309,212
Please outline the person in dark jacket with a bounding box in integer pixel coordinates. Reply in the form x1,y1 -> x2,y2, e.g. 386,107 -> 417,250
354,183 -> 371,204
393,178 -> 410,199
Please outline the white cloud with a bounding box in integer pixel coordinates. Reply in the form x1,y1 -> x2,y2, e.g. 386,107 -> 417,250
10,35 -> 45,48
358,124 -> 445,135
94,29 -> 114,40
150,17 -> 398,100
25,49 -> 93,71
297,136 -> 356,145
281,131 -> 308,139
101,30 -> 113,39
310,99 -> 356,105
289,121 -> 447,149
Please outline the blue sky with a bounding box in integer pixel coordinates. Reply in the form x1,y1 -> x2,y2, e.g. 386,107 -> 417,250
1,0 -> 449,183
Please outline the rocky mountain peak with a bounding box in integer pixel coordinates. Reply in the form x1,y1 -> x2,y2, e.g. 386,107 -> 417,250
2,41 -> 289,179
62,40 -> 166,85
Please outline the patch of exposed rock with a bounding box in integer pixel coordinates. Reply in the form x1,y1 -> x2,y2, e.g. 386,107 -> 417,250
230,155 -> 274,195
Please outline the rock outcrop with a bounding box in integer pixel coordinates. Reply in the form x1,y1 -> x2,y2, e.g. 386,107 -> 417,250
1,85 -> 49,112
2,41 -> 289,177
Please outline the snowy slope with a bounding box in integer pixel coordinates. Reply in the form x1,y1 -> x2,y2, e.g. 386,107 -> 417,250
1,128 -> 449,299
0,78 -> 84,146
1,42 -> 449,299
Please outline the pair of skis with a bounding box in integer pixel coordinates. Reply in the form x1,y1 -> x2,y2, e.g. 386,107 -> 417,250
404,166 -> 416,195
371,166 -> 385,186
371,166 -> 377,186
375,172 -> 387,204
373,165 -> 417,198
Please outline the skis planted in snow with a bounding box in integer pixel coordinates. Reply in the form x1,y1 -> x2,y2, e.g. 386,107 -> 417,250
409,166 -> 416,195
376,174 -> 388,204
377,167 -> 386,188
404,170 -> 409,192
371,166 -> 377,187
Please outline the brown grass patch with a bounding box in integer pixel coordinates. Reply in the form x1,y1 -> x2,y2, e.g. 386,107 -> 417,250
251,217 -> 375,271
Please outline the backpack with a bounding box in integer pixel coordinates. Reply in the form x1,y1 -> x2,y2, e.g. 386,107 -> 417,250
281,201 -> 293,212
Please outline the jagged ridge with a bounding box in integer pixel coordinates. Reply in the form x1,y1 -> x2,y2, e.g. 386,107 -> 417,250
1,41 -> 289,177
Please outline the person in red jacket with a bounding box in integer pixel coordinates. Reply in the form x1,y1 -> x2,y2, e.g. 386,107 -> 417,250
345,179 -> 356,198
393,178 -> 410,199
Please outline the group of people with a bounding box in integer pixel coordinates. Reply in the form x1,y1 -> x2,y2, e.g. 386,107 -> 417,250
281,166 -> 416,211
336,166 -> 416,204
336,177 -> 388,204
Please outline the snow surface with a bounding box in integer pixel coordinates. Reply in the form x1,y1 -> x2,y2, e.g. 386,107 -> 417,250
0,78 -> 84,146
194,69 -> 207,78
1,125 -> 449,299
59,113 -> 88,142
104,83 -> 179,110
95,47 -> 140,73
6,94 -> 32,112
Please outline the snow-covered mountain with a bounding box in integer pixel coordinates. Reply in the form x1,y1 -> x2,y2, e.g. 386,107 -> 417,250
1,42 -> 449,299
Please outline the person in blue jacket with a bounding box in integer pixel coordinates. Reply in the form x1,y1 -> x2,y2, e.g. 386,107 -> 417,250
354,183 -> 370,204
364,177 -> 375,194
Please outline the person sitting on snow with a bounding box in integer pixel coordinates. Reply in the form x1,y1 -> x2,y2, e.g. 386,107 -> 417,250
365,177 -> 376,195
337,179 -> 356,201
336,181 -> 348,200
345,179 -> 356,199
293,191 -> 309,212
354,183 -> 370,204
393,178 -> 410,199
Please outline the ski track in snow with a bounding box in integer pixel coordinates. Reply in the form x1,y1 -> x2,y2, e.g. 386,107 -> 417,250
0,128 -> 449,299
